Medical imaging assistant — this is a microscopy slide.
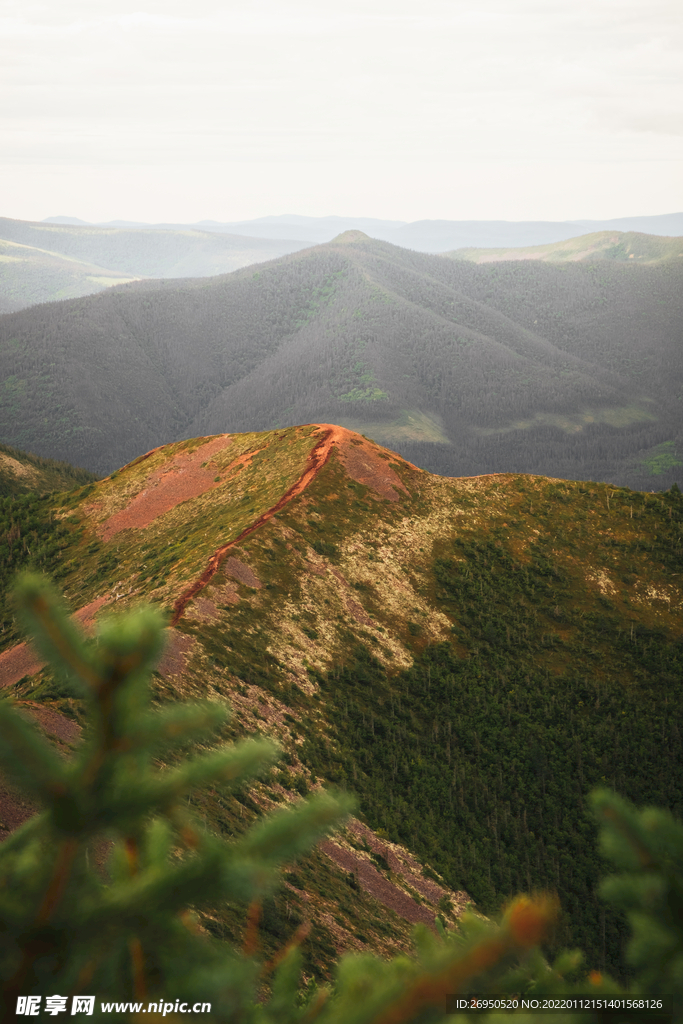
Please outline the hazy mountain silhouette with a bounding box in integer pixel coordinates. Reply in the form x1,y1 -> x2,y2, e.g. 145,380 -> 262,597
0,217 -> 309,310
43,211 -> 683,250
446,230 -> 683,265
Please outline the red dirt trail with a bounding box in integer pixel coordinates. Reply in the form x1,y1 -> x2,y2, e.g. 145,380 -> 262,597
0,425 -> 413,680
170,426 -> 335,624
170,424 -> 411,625
172,424 -> 362,624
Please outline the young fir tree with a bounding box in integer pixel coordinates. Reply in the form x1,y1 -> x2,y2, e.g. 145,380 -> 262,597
0,574 -> 680,1022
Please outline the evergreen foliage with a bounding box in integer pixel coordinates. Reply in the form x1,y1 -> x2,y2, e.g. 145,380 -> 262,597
303,635 -> 683,980
1,575 -> 682,1022
0,493 -> 76,643
0,441 -> 98,497
0,575 -> 352,1019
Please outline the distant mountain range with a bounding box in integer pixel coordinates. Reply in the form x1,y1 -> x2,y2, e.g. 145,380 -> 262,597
1,425 -> 681,980
0,229 -> 681,488
44,210 -> 683,250
4,213 -> 682,314
0,217 -> 308,313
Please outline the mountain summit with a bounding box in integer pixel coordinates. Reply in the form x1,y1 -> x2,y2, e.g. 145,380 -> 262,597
331,230 -> 372,244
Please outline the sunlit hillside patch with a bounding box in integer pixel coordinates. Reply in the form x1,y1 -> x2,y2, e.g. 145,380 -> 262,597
339,409 -> 451,445
638,440 -> 683,476
0,451 -> 38,486
85,275 -> 139,288
446,230 -> 683,265
338,387 -> 389,402
0,235 -> 139,313
473,402 -> 658,437
0,441 -> 97,498
0,216 -> 307,313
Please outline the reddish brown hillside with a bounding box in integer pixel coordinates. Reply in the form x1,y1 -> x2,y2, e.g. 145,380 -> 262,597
0,424 -> 468,961
4,421 -> 682,979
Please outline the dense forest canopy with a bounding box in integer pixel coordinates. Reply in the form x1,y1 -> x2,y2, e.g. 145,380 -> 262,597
0,233 -> 681,486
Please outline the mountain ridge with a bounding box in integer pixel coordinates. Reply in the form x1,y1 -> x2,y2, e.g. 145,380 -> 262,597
0,439 -> 97,496
0,423 -> 681,980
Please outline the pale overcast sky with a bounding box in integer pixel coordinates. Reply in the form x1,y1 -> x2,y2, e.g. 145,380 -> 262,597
1,0 -> 681,224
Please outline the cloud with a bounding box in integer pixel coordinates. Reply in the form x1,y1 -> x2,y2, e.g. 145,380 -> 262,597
1,0 -> 682,220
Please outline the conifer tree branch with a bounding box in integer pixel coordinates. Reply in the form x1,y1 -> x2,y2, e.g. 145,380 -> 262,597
34,836 -> 80,927
128,936 -> 146,1003
3,837 -> 79,1015
264,922 -> 311,977
243,900 -> 261,957
14,577 -> 101,690
302,988 -> 330,1023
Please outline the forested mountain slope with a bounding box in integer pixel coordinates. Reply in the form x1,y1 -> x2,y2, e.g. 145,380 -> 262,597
0,231 -> 681,486
0,441 -> 97,496
0,216 -> 308,311
0,425 -> 680,983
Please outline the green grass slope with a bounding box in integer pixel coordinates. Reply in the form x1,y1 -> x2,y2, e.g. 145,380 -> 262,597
445,230 -> 683,265
0,217 -> 307,280
0,231 -> 682,487
0,237 -> 138,313
1,425 -> 681,983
